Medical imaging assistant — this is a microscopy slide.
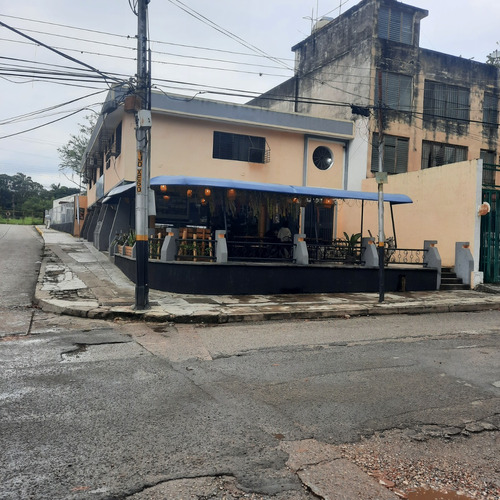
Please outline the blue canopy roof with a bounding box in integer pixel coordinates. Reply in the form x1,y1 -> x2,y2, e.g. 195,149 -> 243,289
150,175 -> 412,205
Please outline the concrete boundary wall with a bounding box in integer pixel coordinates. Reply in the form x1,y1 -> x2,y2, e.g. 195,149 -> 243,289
338,160 -> 482,268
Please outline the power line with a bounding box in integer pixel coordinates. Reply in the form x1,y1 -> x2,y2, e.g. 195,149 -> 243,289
0,89 -> 107,126
1,13 -> 295,62
167,0 -> 293,71
0,20 -> 125,86
0,106 -> 95,140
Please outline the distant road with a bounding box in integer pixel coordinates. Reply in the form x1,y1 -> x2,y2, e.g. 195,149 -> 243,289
0,225 -> 43,308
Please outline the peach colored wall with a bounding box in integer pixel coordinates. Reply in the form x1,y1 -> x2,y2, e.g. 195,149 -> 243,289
89,112 -> 347,208
338,161 -> 481,267
149,115 -> 345,189
88,114 -> 136,206
306,138 -> 344,188
73,195 -> 87,237
119,113 -> 138,182
87,183 -> 97,206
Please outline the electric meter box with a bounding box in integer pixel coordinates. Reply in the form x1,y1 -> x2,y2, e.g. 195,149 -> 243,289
137,110 -> 152,128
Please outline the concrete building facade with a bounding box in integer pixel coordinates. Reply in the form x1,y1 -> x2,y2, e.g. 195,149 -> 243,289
249,0 -> 500,190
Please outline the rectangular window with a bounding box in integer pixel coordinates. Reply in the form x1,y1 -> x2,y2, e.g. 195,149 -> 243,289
483,93 -> 498,129
421,141 -> 468,169
114,122 -> 122,157
371,134 -> 409,174
480,149 -> 497,186
213,131 -> 269,163
378,5 -> 413,44
423,81 -> 470,122
375,71 -> 412,111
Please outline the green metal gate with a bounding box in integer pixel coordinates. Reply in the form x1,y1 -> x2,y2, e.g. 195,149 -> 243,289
480,185 -> 500,283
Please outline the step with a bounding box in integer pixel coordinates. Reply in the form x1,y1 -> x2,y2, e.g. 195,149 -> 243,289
440,283 -> 470,291
441,277 -> 463,284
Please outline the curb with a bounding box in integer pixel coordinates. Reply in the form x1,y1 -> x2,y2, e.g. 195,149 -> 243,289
34,295 -> 500,324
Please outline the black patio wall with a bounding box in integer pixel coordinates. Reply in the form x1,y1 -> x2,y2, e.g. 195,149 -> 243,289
115,256 -> 437,295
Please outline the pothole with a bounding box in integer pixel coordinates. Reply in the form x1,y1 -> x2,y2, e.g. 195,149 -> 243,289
60,341 -> 146,362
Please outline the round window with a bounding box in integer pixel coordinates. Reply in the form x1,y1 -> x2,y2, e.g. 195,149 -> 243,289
312,146 -> 334,171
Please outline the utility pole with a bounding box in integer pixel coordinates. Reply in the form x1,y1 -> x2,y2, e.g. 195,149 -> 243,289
376,71 -> 387,303
134,0 -> 152,309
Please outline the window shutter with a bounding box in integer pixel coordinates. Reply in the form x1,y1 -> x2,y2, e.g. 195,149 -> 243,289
371,134 -> 408,174
386,73 -> 399,109
401,11 -> 413,44
395,138 -> 409,173
378,6 -> 390,40
384,136 -> 397,173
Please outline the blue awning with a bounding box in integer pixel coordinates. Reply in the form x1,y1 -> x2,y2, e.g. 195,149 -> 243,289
150,175 -> 412,205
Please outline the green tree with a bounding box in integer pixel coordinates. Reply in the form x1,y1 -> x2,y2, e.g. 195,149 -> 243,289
0,174 -> 12,210
57,115 -> 96,188
10,173 -> 45,212
48,183 -> 80,200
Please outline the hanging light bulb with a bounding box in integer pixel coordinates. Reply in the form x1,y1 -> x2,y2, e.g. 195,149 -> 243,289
160,185 -> 167,192
204,188 -> 211,197
200,198 -> 207,206
186,189 -> 193,198
163,195 -> 170,201
227,188 -> 236,200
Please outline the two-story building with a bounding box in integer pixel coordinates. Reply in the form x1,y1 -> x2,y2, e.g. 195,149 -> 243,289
79,86 -> 442,295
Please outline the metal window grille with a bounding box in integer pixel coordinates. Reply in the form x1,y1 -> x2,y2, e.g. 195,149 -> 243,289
423,81 -> 470,122
421,140 -> 468,169
480,150 -> 498,186
483,93 -> 498,128
213,131 -> 270,164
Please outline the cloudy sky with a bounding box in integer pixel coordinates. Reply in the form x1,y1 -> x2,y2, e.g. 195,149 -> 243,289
1,0 -> 499,188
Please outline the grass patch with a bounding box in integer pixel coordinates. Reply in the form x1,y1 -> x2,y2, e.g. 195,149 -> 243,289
0,217 -> 44,225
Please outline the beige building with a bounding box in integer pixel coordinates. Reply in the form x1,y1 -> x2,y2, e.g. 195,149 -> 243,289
82,87 -> 373,253
85,90 -> 353,208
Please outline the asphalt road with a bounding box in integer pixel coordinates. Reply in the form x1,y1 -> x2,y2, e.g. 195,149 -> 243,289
0,225 -> 42,309
0,225 -> 43,339
1,311 -> 499,499
0,225 -> 499,499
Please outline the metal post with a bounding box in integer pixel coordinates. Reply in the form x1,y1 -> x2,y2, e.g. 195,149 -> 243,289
134,0 -> 151,309
377,70 -> 385,302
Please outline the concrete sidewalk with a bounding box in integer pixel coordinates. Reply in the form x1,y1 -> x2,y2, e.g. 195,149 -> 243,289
34,226 -> 500,323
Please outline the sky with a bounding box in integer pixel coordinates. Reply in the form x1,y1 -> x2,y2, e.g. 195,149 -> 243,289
1,0 -> 499,189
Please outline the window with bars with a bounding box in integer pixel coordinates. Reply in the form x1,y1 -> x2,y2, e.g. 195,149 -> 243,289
483,93 -> 498,129
375,71 -> 412,112
213,131 -> 269,163
378,5 -> 414,44
371,134 -> 409,174
423,81 -> 470,122
480,149 -> 497,186
421,140 -> 468,169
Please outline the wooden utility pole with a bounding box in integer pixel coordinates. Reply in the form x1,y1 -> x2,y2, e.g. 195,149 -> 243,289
134,0 -> 151,309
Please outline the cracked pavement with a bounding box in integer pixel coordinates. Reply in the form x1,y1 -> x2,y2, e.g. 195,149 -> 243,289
1,225 -> 499,499
1,311 -> 499,499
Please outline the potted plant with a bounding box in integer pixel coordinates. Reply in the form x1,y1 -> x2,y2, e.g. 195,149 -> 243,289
124,230 -> 136,257
343,232 -> 361,263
